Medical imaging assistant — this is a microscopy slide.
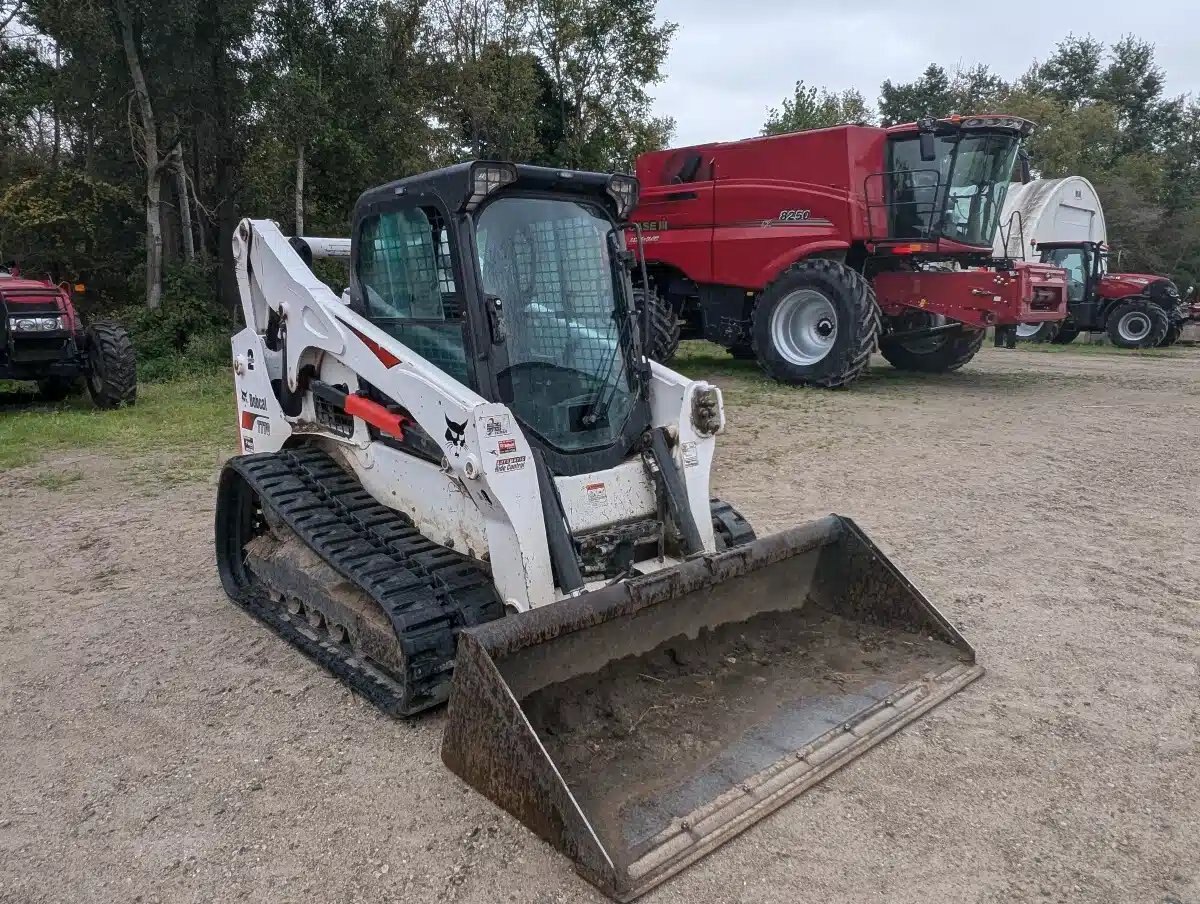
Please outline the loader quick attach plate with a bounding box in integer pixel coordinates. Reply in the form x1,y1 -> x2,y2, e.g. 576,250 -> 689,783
215,448 -> 504,716
441,515 -> 983,901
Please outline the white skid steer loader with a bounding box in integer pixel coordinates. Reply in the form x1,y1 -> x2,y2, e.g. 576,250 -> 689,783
215,161 -> 982,901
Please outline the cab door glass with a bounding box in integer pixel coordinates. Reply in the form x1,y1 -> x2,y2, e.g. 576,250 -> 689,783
356,206 -> 470,384
1045,248 -> 1087,302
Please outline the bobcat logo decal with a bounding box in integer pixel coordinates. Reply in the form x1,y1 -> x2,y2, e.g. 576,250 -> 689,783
444,415 -> 468,452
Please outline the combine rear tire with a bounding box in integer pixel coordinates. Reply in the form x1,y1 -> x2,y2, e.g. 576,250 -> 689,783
1015,321 -> 1060,343
84,320 -> 137,409
878,312 -> 985,373
1159,323 -> 1182,348
633,286 -> 681,364
37,376 -> 76,402
1106,300 -> 1169,349
750,259 -> 877,388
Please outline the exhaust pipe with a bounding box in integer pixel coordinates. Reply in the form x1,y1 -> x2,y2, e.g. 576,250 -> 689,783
442,515 -> 981,901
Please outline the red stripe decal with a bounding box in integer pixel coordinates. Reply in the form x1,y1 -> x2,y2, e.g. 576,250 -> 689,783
346,324 -> 401,369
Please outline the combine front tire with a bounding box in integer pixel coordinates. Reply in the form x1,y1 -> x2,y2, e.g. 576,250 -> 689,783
1015,321 -> 1060,343
84,320 -> 137,409
1106,300 -> 1169,349
633,286 -> 681,364
878,312 -> 986,373
750,259 -> 877,388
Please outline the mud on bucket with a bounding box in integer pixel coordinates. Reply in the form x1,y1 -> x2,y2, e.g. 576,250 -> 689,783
441,514 -> 981,901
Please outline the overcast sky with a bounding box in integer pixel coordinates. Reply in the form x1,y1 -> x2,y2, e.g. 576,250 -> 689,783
652,0 -> 1200,147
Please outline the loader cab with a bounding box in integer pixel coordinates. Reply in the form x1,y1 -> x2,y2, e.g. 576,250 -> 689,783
349,162 -> 652,476
878,115 -> 1034,253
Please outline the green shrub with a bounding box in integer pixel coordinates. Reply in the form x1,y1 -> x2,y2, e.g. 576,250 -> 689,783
115,261 -> 235,381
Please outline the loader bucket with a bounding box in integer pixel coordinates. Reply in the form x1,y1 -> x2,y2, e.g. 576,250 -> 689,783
441,515 -> 982,901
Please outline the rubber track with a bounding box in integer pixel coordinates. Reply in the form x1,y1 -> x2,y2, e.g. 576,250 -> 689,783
224,447 -> 504,716
710,498 -> 756,549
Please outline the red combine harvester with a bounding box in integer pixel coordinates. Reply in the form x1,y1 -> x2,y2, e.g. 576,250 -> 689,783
631,115 -> 1068,387
0,266 -> 136,407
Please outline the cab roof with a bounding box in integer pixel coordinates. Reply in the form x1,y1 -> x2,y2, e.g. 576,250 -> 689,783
353,161 -> 626,221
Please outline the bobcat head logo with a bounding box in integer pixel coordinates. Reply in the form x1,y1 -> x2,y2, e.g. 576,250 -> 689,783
444,415 -> 468,451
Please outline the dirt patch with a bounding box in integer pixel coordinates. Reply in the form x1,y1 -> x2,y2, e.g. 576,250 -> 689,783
1,346 -> 1199,904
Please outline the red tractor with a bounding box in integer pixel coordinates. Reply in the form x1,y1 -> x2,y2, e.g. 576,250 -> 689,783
1022,241 -> 1189,348
0,267 -> 137,407
631,115 -> 1067,387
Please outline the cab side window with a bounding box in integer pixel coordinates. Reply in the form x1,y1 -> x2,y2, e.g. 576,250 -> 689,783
356,207 -> 469,384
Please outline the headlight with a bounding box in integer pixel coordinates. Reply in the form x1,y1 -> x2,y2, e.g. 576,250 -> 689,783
606,174 -> 640,221
465,161 -> 518,211
9,315 -> 63,332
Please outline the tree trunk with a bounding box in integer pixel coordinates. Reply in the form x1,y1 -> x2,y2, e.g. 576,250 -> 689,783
51,43 -> 60,171
112,0 -> 163,309
173,144 -> 196,262
294,139 -> 305,236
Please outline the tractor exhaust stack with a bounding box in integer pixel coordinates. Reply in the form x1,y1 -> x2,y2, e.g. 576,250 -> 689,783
442,515 -> 981,901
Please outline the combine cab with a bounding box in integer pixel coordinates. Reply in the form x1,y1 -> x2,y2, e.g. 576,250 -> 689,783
631,115 -> 1067,386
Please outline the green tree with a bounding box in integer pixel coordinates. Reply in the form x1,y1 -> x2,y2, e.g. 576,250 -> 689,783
0,169 -> 139,296
878,63 -> 1007,125
530,0 -> 676,170
763,81 -> 872,135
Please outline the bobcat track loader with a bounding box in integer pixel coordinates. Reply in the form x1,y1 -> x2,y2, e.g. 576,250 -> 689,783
214,161 -> 982,901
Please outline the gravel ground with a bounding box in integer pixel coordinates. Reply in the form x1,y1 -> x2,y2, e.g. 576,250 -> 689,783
1,346 -> 1197,904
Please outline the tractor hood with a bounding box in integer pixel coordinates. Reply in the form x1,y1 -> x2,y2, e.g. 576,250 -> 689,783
1097,273 -> 1180,302
0,276 -> 81,336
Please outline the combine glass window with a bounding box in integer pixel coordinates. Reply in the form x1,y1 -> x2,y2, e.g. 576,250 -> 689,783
475,196 -> 636,453
886,131 -> 1021,246
356,207 -> 469,384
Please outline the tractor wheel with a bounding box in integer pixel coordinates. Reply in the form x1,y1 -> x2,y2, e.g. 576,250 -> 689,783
84,319 -> 137,409
1015,321 -> 1060,343
1158,323 -> 1182,348
1106,299 -> 1169,349
749,259 -> 878,388
633,286 -> 681,364
878,312 -> 986,373
1051,326 -> 1080,345
37,376 -> 77,402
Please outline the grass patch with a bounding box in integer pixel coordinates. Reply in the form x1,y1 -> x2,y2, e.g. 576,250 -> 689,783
0,370 -> 235,471
33,468 -> 84,490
